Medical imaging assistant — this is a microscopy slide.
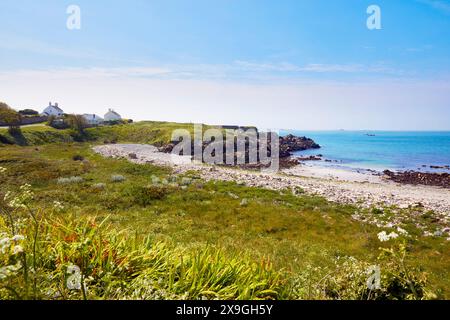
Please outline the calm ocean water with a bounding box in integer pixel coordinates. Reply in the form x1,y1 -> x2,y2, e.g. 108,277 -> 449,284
281,130 -> 450,173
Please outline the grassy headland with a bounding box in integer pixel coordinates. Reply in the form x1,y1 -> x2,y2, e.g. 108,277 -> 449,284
0,121 -> 205,147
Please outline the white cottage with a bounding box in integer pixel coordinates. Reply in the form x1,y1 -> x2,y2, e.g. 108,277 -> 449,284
104,109 -> 122,122
42,102 -> 64,117
82,114 -> 103,125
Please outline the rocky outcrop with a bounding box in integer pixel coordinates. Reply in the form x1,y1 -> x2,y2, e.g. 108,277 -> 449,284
278,134 -> 320,158
296,155 -> 322,161
158,133 -> 320,163
383,170 -> 450,188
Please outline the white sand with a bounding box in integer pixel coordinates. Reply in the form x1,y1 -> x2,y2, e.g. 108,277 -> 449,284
284,165 -> 383,183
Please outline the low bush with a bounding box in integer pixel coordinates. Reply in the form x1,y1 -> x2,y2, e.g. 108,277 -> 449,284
57,176 -> 84,185
72,155 -> 85,161
92,183 -> 106,190
128,185 -> 172,206
111,175 -> 125,183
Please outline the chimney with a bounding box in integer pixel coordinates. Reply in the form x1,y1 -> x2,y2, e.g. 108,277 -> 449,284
49,102 -> 52,106
55,103 -> 58,107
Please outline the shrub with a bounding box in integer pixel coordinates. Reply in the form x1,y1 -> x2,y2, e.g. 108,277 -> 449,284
18,109 -> 39,116
66,114 -> 88,134
129,185 -> 171,206
92,183 -> 106,190
0,102 -> 21,131
48,116 -> 69,130
111,175 -> 125,183
372,208 -> 384,215
57,176 -> 84,185
72,155 -> 85,161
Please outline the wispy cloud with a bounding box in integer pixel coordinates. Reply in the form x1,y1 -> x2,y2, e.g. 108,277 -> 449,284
417,0 -> 450,14
0,34 -> 147,64
0,61 -> 404,84
234,60 -> 365,73
233,61 -> 402,75
0,32 -> 412,80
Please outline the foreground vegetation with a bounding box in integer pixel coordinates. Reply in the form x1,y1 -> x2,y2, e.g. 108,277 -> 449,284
0,141 -> 448,300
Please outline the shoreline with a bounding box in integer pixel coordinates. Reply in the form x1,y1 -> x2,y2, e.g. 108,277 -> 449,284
293,157 -> 450,174
290,157 -> 450,188
93,144 -> 450,218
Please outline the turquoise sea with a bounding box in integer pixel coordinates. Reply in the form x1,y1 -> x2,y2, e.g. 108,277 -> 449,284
281,130 -> 450,173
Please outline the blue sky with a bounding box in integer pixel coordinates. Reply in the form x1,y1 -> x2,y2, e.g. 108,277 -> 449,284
1,0 -> 450,130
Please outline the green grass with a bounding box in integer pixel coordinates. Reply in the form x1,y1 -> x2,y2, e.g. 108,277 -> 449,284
0,125 -> 73,146
0,143 -> 449,299
0,121 -> 213,147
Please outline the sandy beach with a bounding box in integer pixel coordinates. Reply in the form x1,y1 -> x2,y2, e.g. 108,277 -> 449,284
93,144 -> 450,219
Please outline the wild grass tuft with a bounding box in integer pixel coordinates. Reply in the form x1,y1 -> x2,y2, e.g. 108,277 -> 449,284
57,176 -> 84,185
111,175 -> 126,183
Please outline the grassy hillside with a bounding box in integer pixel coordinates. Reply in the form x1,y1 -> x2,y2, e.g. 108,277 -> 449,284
0,121 -> 205,147
0,143 -> 448,299
84,121 -> 205,146
0,125 -> 74,146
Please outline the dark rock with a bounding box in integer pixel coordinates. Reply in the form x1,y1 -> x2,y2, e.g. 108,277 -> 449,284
297,155 -> 322,161
430,165 -> 448,170
383,170 -> 450,188
157,132 -> 320,167
157,143 -> 175,153
278,134 -> 320,157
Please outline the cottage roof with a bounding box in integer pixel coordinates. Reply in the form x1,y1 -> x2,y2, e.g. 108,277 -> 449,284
51,105 -> 64,113
106,110 -> 120,117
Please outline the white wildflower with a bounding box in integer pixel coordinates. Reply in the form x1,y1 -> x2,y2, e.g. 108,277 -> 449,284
67,264 -> 82,290
13,245 -> 24,255
0,166 -> 6,173
11,235 -> 25,242
0,237 -> 11,253
396,227 -> 408,236
240,199 -> 249,206
388,232 -> 399,239
53,201 -> 64,211
378,230 -> 400,242
5,184 -> 34,209
8,198 -> 26,209
0,263 -> 22,280
3,191 -> 11,201
377,231 -> 390,242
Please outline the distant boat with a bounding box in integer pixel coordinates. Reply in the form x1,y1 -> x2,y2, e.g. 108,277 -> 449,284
365,133 -> 376,137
